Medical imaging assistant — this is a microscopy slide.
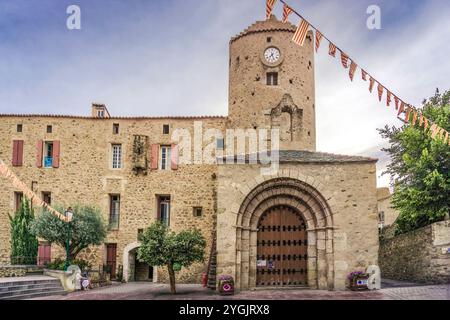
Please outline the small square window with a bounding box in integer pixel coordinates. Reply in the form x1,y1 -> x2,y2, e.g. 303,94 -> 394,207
193,207 -> 203,217
113,123 -> 120,135
17,124 -> 23,133
42,192 -> 51,205
267,37 -> 272,43
163,125 -> 170,135
47,125 -> 53,133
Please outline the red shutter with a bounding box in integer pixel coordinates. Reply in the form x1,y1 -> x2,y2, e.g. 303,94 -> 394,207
17,140 -> 24,167
12,141 -> 18,166
36,140 -> 43,168
171,144 -> 179,170
151,144 -> 159,170
52,140 -> 60,168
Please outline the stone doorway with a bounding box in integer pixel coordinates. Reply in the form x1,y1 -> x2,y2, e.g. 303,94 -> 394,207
123,242 -> 157,283
256,206 -> 308,287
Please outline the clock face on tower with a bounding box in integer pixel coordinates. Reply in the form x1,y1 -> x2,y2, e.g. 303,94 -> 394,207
264,47 -> 281,64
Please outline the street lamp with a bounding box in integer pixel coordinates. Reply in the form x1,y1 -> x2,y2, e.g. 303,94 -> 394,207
64,207 -> 74,270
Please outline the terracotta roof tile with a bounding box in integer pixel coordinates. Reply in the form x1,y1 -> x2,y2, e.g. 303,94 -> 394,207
0,114 -> 227,120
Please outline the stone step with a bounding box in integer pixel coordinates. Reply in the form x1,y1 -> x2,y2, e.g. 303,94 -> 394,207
0,279 -> 60,288
0,289 -> 67,300
0,282 -> 62,293
0,285 -> 64,299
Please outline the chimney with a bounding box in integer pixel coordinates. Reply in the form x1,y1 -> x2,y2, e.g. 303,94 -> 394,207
91,103 -> 111,118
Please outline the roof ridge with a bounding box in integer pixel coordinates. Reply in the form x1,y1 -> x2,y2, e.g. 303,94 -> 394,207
0,114 -> 228,120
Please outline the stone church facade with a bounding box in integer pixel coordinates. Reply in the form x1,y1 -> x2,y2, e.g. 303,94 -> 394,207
0,16 -> 379,291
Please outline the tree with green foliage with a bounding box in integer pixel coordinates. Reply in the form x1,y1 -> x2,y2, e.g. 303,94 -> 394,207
137,222 -> 206,294
9,198 -> 39,265
31,204 -> 107,261
379,89 -> 450,235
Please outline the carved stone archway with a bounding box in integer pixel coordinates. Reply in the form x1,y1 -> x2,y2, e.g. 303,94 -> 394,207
235,178 -> 334,291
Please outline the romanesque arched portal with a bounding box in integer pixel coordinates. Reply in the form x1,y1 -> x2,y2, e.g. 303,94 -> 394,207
235,178 -> 334,291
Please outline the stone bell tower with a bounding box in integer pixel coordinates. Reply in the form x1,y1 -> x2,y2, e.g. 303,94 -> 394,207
228,15 -> 316,151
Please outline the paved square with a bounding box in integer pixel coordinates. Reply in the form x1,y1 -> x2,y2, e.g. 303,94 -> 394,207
30,282 -> 450,300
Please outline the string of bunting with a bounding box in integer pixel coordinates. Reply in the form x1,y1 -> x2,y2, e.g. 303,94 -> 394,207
0,159 -> 68,222
269,0 -> 450,145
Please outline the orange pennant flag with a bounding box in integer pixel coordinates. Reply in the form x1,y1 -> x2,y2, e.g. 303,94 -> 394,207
361,69 -> 368,81
398,101 -> 405,116
292,20 -> 310,46
394,96 -> 400,110
266,0 -> 277,19
315,30 -> 323,52
329,42 -> 337,57
369,77 -> 375,93
386,91 -> 392,107
377,83 -> 384,102
282,4 -> 293,23
349,61 -> 357,81
341,51 -> 349,68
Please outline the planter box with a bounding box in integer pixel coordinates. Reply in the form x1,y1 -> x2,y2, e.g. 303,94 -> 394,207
218,276 -> 235,296
349,274 -> 370,291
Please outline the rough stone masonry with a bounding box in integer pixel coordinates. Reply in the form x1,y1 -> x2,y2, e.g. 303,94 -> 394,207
0,15 -> 379,291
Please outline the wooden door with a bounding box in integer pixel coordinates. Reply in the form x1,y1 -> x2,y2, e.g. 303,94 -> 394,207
256,206 -> 308,287
37,243 -> 51,266
106,244 -> 117,279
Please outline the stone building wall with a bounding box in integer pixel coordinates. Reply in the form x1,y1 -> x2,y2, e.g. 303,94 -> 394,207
377,188 -> 399,227
216,160 -> 379,291
379,221 -> 450,284
228,16 -> 316,151
0,114 -> 226,283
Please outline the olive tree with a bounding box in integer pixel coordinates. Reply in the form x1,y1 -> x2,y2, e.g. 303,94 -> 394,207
137,222 -> 206,294
32,204 -> 107,261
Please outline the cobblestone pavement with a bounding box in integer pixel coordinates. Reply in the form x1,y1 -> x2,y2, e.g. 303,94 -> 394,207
30,282 -> 450,300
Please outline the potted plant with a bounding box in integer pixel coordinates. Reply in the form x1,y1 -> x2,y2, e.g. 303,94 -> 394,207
218,275 -> 235,296
347,271 -> 370,291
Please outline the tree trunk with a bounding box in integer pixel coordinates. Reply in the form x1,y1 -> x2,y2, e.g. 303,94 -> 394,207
167,264 -> 177,294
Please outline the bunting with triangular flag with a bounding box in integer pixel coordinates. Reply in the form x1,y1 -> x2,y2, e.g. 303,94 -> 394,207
264,0 -> 449,144
361,69 -> 368,81
282,4 -> 293,23
266,0 -> 277,19
292,19 -> 310,46
315,30 -> 323,52
329,42 -> 337,57
340,51 -> 349,69
349,61 -> 357,81
377,83 -> 384,102
394,96 -> 400,110
369,77 -> 375,93
398,102 -> 406,116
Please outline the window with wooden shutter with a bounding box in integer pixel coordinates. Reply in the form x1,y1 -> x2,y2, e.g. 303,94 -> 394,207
12,140 -> 23,167
151,144 -> 159,170
171,144 -> 179,170
36,140 -> 43,168
160,146 -> 171,170
52,141 -> 60,168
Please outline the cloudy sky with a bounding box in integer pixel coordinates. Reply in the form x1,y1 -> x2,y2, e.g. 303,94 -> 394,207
1,0 -> 449,187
